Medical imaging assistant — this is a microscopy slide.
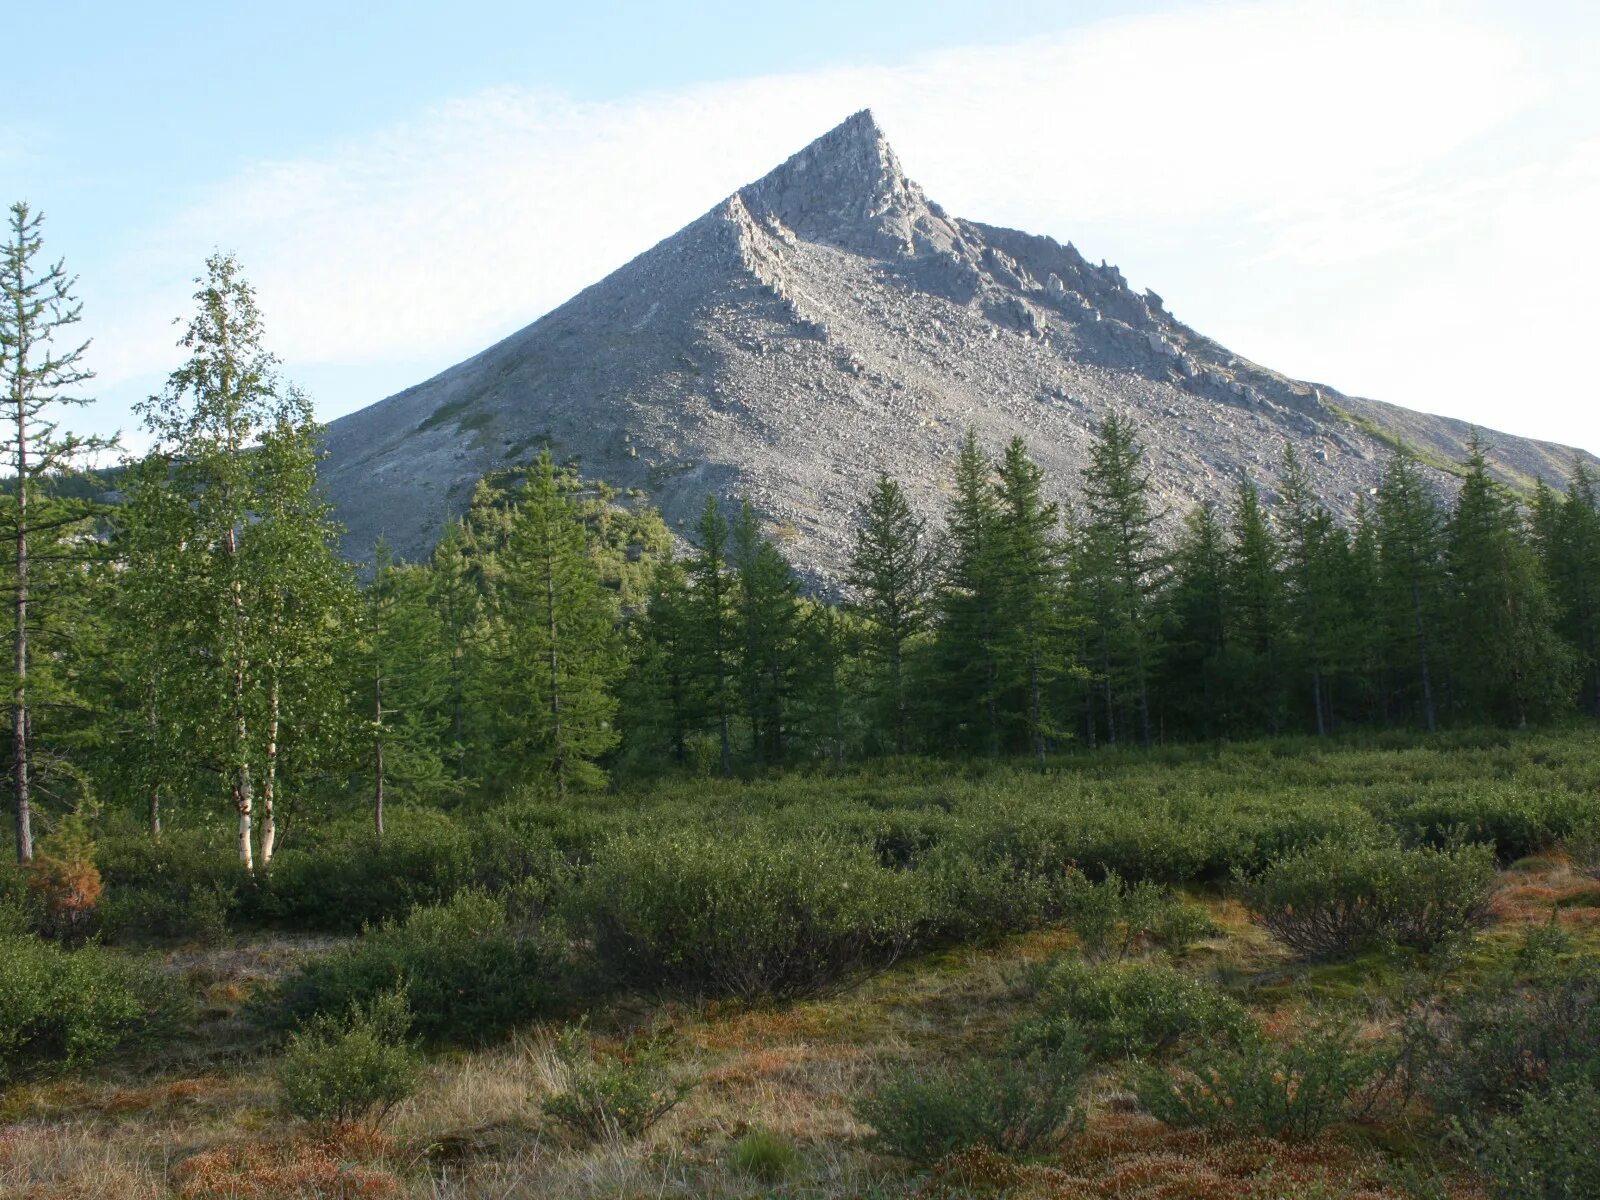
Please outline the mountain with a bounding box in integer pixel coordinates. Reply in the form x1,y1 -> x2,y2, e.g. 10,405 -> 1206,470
319,110 -> 1592,577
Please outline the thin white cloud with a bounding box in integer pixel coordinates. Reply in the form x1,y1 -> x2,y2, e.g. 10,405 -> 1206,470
85,0 -> 1600,453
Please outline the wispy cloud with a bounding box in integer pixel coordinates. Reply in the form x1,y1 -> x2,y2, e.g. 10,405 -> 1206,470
85,0 -> 1600,452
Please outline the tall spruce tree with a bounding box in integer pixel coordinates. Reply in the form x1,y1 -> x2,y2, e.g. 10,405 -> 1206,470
1279,445 -> 1347,736
1375,446 -> 1446,730
484,451 -> 625,797
992,437 -> 1068,761
1443,436 -> 1572,726
1080,414 -> 1164,745
933,430 -> 1005,755
1159,501 -> 1230,738
1226,476 -> 1286,735
687,495 -> 737,775
846,473 -> 933,753
732,502 -> 802,765
0,203 -> 113,862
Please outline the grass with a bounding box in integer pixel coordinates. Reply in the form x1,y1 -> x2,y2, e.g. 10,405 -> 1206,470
8,730 -> 1600,1197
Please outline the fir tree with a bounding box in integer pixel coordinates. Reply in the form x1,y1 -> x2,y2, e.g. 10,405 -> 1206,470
845,473 -> 933,754
486,451 -> 625,797
687,495 -> 737,775
1444,435 -> 1572,726
732,502 -> 802,765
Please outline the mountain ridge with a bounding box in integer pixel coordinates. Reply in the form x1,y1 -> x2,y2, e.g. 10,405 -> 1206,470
319,109 -> 1593,576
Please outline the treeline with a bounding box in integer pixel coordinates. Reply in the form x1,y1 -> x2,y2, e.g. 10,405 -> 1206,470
5,206 -> 1600,870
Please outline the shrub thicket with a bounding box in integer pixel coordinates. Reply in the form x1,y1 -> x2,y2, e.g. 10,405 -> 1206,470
276,988 -> 422,1127
855,1041 -> 1087,1164
0,931 -> 191,1082
94,829 -> 240,943
539,1022 -> 695,1143
261,890 -> 574,1044
1134,1018 -> 1386,1139
1015,959 -> 1250,1061
1474,1081 -> 1600,1200
1240,838 -> 1496,959
571,832 -> 925,1003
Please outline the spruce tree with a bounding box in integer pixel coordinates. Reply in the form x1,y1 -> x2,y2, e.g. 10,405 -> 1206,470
621,557 -> 700,770
1279,445 -> 1347,736
1158,501 -> 1230,738
933,430 -> 1005,755
1079,414 -> 1164,745
486,450 -> 625,797
0,203 -> 113,862
732,502 -> 802,765
846,473 -> 933,753
687,495 -> 737,775
1443,436 -> 1572,726
1375,446 -> 1446,730
992,437 -> 1068,761
1225,476 -> 1286,735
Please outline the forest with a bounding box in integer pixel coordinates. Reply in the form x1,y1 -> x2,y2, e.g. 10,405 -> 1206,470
4,206 -> 1600,1199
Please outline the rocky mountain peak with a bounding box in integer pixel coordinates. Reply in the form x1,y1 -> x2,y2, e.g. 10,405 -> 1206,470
735,109 -> 954,258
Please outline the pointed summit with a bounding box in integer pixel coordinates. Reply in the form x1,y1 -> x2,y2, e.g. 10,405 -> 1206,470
737,110 -> 956,258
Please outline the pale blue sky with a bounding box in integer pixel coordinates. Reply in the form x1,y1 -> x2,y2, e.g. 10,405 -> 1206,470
11,1 -> 1599,457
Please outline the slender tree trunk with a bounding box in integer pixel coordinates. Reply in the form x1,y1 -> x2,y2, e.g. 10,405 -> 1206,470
373,659 -> 385,845
1412,578 -> 1437,732
545,543 -> 565,799
146,697 -> 162,840
226,526 -> 254,871
11,393 -> 30,863
260,672 -> 279,867
890,640 -> 906,755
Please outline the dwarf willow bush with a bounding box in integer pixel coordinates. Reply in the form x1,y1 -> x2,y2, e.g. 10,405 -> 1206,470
539,1022 -> 695,1143
570,831 -> 925,1003
276,988 -> 422,1127
1240,838 -> 1497,959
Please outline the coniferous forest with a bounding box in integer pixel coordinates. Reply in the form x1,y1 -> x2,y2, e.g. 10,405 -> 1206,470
5,213 -> 1600,1199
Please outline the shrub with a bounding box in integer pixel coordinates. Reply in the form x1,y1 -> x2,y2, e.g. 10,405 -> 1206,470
25,813 -> 102,943
1134,1018 -> 1386,1139
1015,959 -> 1250,1061
854,1041 -> 1087,1164
728,1128 -> 799,1182
539,1022 -> 695,1143
277,988 -> 422,1127
918,851 -> 1074,945
0,932 -> 191,1082
1473,1081 -> 1600,1200
1421,953 -> 1600,1125
252,809 -> 474,933
1240,838 -> 1495,959
571,832 -> 925,1003
261,890 -> 574,1045
1055,869 -> 1214,961
94,830 -> 241,943
1566,819 -> 1600,881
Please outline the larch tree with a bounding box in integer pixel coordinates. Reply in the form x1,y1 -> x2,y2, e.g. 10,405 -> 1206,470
846,473 -> 933,754
1225,476 -> 1286,735
933,429 -> 1005,756
0,203 -> 112,863
1279,445 -> 1347,736
1159,501 -> 1230,738
1374,446 -> 1446,731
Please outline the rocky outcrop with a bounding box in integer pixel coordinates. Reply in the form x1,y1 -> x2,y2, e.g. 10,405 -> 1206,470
319,110 -> 1596,579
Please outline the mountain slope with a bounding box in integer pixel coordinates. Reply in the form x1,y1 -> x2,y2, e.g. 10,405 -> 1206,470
320,110 -> 1592,575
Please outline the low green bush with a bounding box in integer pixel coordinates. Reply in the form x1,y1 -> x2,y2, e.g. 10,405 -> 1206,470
251,809 -> 474,933
571,832 -> 925,1003
728,1128 -> 800,1182
1240,838 -> 1496,959
260,890 -> 574,1045
1015,959 -> 1250,1061
1474,1081 -> 1600,1200
0,932 -> 191,1082
539,1022 -> 695,1143
1059,870 -> 1214,961
1134,1018 -> 1386,1139
854,1041 -> 1087,1164
277,988 -> 422,1127
1566,819 -> 1600,881
94,831 -> 241,943
1421,953 -> 1600,1125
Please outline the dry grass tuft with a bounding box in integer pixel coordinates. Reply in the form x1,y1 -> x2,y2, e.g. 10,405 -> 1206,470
172,1123 -> 402,1199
